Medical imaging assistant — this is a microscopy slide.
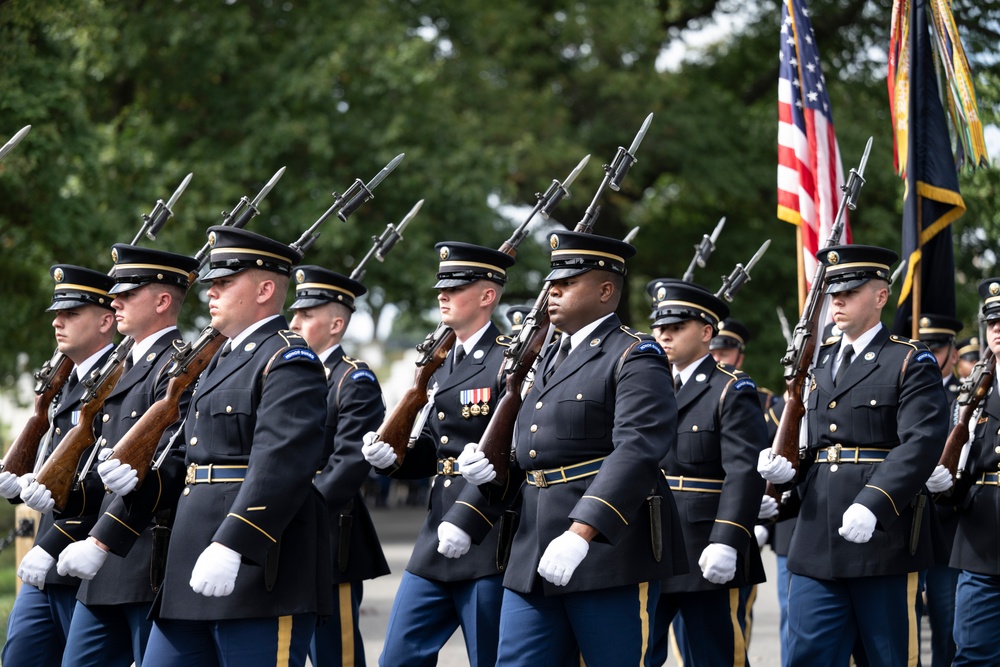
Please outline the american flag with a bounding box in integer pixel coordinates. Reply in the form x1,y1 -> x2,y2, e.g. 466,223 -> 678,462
777,0 -> 850,288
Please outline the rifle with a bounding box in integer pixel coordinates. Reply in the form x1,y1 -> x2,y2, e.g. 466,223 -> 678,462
767,137 -> 872,492
714,240 -> 770,302
110,158 -> 401,486
352,198 -> 422,282
0,125 -> 30,163
939,350 -> 995,479
478,114 -> 654,486
377,153 -> 592,465
1,172 -> 194,479
683,217 -> 726,283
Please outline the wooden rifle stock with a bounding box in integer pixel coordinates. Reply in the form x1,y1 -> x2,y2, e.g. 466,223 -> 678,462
940,351 -> 995,478
2,353 -> 73,476
36,360 -> 128,511
110,330 -> 225,485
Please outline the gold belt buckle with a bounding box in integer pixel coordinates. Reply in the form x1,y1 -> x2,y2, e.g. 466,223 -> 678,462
441,459 -> 454,476
531,470 -> 549,488
826,444 -> 842,464
185,463 -> 197,485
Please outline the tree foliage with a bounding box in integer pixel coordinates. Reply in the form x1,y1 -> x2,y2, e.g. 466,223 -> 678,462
1,0 -> 999,390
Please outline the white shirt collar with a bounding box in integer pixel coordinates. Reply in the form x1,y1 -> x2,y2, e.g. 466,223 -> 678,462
318,344 -> 342,364
840,322 -> 883,362
675,353 -> 712,387
131,327 -> 178,365
457,321 -> 492,356
566,313 -> 615,352
228,314 -> 282,352
75,343 -> 115,382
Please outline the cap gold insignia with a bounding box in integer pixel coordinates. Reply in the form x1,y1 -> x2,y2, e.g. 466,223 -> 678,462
991,282 -> 1000,296
864,352 -> 875,361
54,268 -> 64,282
972,337 -> 979,345
589,338 -> 600,346
244,342 -> 256,352
146,353 -> 156,362
827,251 -> 840,265
439,246 -> 450,261
513,312 -> 523,325
295,269 -> 305,283
111,248 -> 119,262
208,231 -> 217,247
920,316 -> 930,327
720,322 -> 727,330
550,234 -> 559,250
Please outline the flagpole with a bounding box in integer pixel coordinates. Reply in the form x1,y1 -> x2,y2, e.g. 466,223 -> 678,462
908,0 -> 921,341
797,225 -> 806,312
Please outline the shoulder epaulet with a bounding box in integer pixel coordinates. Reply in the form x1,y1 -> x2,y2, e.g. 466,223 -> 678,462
619,325 -> 646,341
888,334 -> 919,350
717,363 -> 757,391
496,334 -> 513,347
277,329 -> 309,348
341,354 -> 369,371
715,362 -> 741,381
758,386 -> 775,399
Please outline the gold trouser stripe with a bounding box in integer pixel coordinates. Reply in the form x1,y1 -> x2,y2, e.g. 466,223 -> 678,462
865,484 -> 899,515
744,585 -> 757,645
276,615 -> 292,667
339,583 -> 355,667
454,500 -> 493,527
729,587 -> 747,667
907,571 -> 919,667
581,495 -> 627,525
668,623 -> 684,667
638,582 -> 650,667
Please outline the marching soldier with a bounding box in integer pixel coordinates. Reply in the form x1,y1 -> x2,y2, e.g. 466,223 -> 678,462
647,285 -> 768,667
361,242 -> 515,667
955,336 -> 980,380
758,245 -> 949,666
287,265 -> 390,667
460,231 -> 687,665
51,245 -> 198,666
1,265 -> 116,666
925,282 -> 1000,665
141,227 -> 332,666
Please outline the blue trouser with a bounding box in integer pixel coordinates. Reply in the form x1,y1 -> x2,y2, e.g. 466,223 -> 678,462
653,587 -> 747,666
379,571 -> 503,667
785,572 -> 918,667
1,583 -> 78,667
62,600 -> 153,667
311,581 -> 365,667
495,581 -> 659,667
141,614 -> 317,667
776,554 -> 791,667
920,565 -> 958,667
953,570 -> 1000,666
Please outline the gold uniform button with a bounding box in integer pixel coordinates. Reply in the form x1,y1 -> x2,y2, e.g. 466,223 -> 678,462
576,393 -> 583,400
195,411 -> 200,419
99,437 -> 107,446
183,488 -> 190,496
443,479 -> 452,488
130,411 -> 137,418
441,436 -> 449,444
529,449 -> 537,458
55,428 -> 61,435
692,425 -> 699,432
530,424 -> 538,433
828,401 -> 837,409
830,464 -> 839,472
870,399 -> 877,406
829,424 -> 838,432
226,406 -> 233,413
190,437 -> 198,446
438,412 -> 445,421
535,401 -> 543,409
995,446 -> 1000,454
102,414 -> 110,423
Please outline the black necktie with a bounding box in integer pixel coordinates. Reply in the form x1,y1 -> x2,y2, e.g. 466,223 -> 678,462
122,354 -> 134,374
63,372 -> 79,398
220,341 -> 233,358
453,346 -> 466,371
673,374 -> 683,394
544,336 -> 572,382
834,346 -> 854,386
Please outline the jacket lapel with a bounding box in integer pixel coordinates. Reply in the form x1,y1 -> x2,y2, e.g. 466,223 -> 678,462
196,318 -> 286,398
534,316 -> 619,400
107,330 -> 179,400
435,322 -> 500,395
829,327 -> 890,398
675,356 -> 715,412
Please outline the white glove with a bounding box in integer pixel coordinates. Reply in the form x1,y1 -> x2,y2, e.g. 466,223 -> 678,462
926,465 -> 954,494
190,542 -> 242,597
57,538 -> 109,579
18,546 -> 55,589
754,525 -> 770,549
457,443 -> 495,485
97,449 -> 139,496
361,431 -> 396,469
838,503 -> 877,543
757,450 -> 795,484
537,531 -> 590,586
436,521 -> 472,559
19,474 -> 55,514
0,471 -> 22,498
759,494 -> 779,521
698,543 -> 738,584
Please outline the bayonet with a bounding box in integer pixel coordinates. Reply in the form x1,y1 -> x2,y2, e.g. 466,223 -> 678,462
140,172 -> 194,242
609,112 -> 653,191
0,125 -> 30,162
776,306 -> 793,347
336,153 -> 406,222
351,199 -> 423,281
623,226 -> 640,244
540,154 -> 590,219
716,239 -> 770,302
683,216 -> 727,282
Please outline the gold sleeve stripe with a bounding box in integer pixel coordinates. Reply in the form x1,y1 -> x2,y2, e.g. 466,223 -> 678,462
864,485 -> 899,516
54,524 -> 78,542
581,495 -> 628,525
454,501 -> 494,527
226,513 -> 277,543
103,512 -> 141,537
715,519 -> 752,539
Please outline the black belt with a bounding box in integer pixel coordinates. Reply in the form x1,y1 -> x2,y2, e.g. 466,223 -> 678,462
815,446 -> 890,464
436,458 -> 461,476
526,458 -> 605,488
664,475 -> 724,493
185,464 -> 247,484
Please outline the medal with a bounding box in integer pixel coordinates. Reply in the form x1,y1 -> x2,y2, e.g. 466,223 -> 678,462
470,403 -> 481,417
461,405 -> 471,419
481,403 -> 490,416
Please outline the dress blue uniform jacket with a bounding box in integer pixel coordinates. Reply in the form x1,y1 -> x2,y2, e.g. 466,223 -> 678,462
787,328 -> 949,579
949,381 -> 1000,575
78,328 -> 190,605
661,356 -> 768,593
385,321 -> 511,582
315,352 -> 390,583
502,316 -> 688,595
152,318 -> 333,620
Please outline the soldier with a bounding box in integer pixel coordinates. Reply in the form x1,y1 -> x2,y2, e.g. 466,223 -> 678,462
758,245 -> 949,666
1,265 -> 116,667
361,242 -> 515,667
48,246 -> 198,666
287,265 -> 390,667
647,284 -> 768,667
141,227 -> 331,667
459,231 -> 687,665
955,336 -> 980,380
